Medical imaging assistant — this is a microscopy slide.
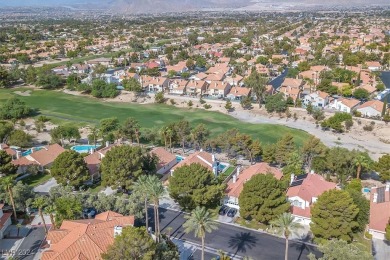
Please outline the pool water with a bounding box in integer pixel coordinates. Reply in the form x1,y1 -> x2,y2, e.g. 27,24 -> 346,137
218,163 -> 226,171
22,147 -> 43,157
176,155 -> 185,162
71,145 -> 100,153
363,187 -> 371,193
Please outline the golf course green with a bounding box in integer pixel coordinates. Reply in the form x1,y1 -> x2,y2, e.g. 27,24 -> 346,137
0,88 -> 310,145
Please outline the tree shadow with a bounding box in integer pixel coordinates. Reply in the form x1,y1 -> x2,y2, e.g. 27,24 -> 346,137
292,241 -> 321,260
228,232 -> 258,256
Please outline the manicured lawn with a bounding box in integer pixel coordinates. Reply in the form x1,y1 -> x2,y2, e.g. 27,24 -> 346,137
21,172 -> 52,187
0,88 -> 310,145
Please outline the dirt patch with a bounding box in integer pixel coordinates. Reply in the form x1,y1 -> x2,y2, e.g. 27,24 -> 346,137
14,90 -> 31,96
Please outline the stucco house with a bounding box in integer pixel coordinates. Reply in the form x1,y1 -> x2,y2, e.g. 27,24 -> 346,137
356,100 -> 384,117
207,81 -> 231,98
329,98 -> 360,113
286,172 -> 336,225
168,79 -> 188,95
151,147 -> 178,174
303,91 -> 329,108
0,204 -> 12,239
223,163 -> 282,210
368,185 -> 390,240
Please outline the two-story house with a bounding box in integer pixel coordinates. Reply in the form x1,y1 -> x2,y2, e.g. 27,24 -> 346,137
287,172 -> 336,225
168,79 -> 188,95
223,163 -> 282,210
142,76 -> 169,92
303,91 -> 330,108
207,81 -> 231,98
186,80 -> 208,96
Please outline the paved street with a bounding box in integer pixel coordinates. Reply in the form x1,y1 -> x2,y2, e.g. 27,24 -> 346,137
156,208 -> 321,260
13,226 -> 45,260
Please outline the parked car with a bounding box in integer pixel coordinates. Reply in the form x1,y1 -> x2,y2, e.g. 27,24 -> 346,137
218,205 -> 229,215
83,208 -> 97,219
227,208 -> 237,218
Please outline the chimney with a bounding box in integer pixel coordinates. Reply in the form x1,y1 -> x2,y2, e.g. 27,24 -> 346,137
373,193 -> 378,203
16,151 -> 21,159
0,143 -> 2,150
90,148 -> 94,155
31,148 -> 34,154
114,226 -> 123,237
232,174 -> 237,183
236,166 -> 240,176
290,174 -> 295,185
212,154 -> 215,162
105,141 -> 110,148
386,183 -> 390,192
310,170 -> 314,174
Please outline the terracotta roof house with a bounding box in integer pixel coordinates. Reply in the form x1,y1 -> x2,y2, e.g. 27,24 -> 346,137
368,185 -> 390,240
226,86 -> 251,100
171,151 -> 220,176
0,204 -> 12,239
189,72 -> 208,81
151,147 -> 178,174
287,172 -> 336,225
330,98 -> 360,113
186,80 -> 208,96
366,61 -> 382,71
223,163 -> 282,209
207,81 -> 231,98
166,61 -> 188,74
0,143 -> 16,158
84,144 -> 119,181
41,211 -> 134,260
356,100 -> 384,117
12,144 -> 65,173
168,79 -> 188,95
142,76 -> 169,93
281,78 -> 303,90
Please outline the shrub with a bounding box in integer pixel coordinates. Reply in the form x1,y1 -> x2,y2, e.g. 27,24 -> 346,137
365,231 -> 372,239
203,104 -> 212,109
199,98 -> 206,104
169,99 -> 176,105
363,125 -> 374,131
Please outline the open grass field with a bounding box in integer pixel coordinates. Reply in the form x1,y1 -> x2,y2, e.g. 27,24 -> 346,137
0,88 -> 310,145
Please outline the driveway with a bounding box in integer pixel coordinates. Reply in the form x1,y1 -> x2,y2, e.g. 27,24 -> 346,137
33,178 -> 58,194
372,238 -> 390,260
156,208 -> 321,259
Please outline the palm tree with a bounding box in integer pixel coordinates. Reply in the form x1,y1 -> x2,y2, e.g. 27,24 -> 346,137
145,175 -> 165,243
32,197 -> 48,233
44,205 -> 56,230
217,250 -> 231,260
0,176 -> 17,221
270,213 -> 302,260
183,206 -> 218,260
88,126 -> 99,148
353,154 -> 370,179
133,175 -> 150,232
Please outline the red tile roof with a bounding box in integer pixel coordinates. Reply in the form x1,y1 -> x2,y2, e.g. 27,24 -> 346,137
225,163 -> 282,198
287,173 -> 336,202
172,151 -> 214,172
41,211 -> 134,260
28,144 -> 65,166
151,147 -> 176,171
369,186 -> 390,233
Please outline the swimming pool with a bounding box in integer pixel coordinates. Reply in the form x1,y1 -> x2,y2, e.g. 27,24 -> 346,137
22,147 -> 44,157
363,187 -> 371,193
218,163 -> 226,171
176,155 -> 185,162
71,144 -> 101,153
